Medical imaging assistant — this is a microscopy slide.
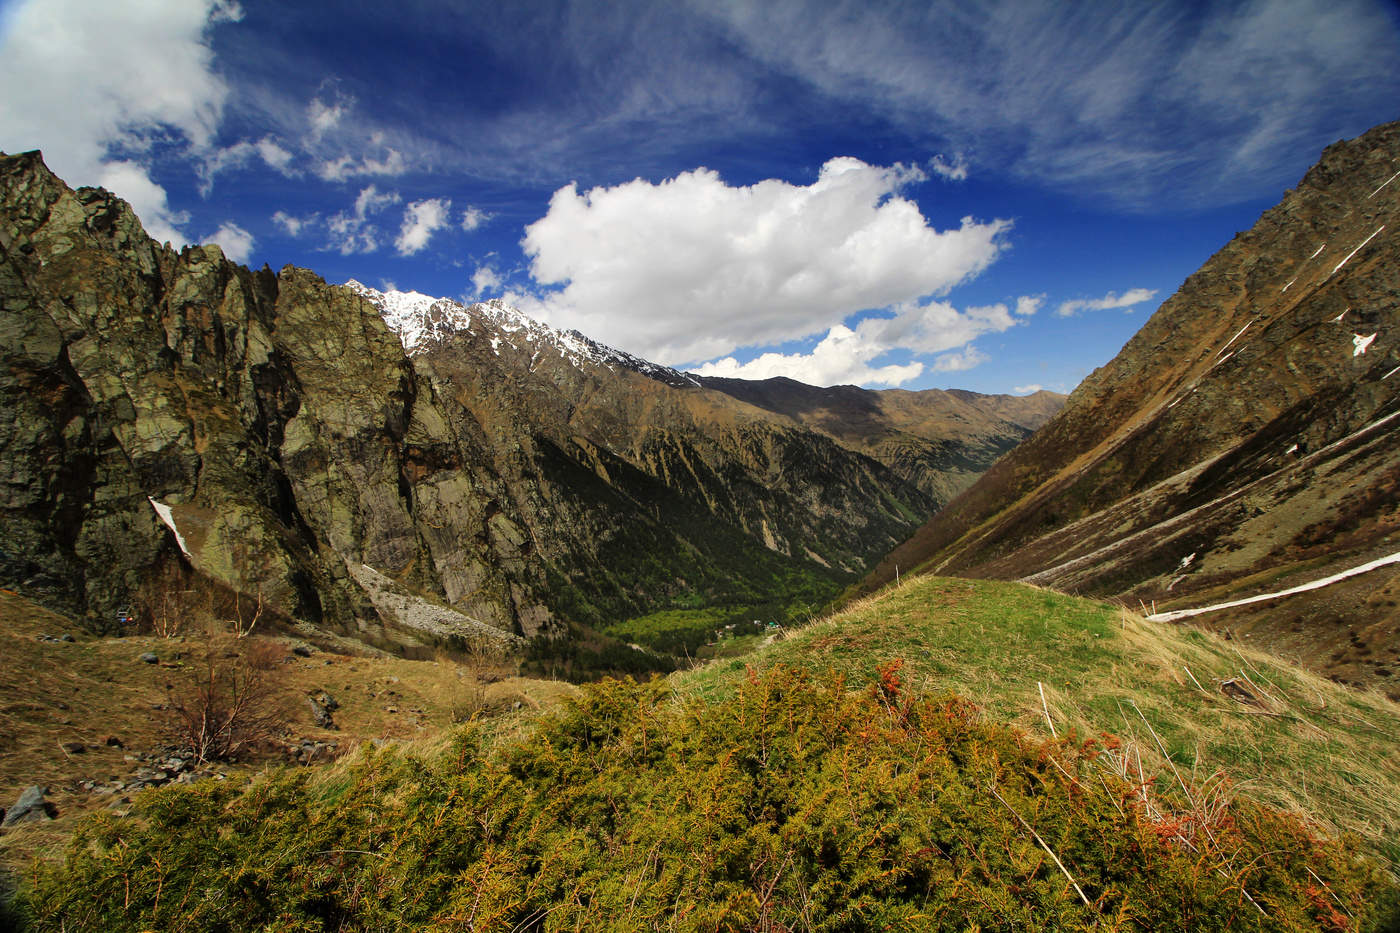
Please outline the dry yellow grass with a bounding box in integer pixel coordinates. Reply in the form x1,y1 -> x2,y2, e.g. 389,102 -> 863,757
0,590 -> 576,869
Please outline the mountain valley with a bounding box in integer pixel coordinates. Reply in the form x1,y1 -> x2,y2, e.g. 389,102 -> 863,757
4,124 -> 1400,930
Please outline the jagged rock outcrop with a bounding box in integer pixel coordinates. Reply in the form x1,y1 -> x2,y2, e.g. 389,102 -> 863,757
0,150 -> 539,649
1,151 -> 1054,650
859,121 -> 1400,689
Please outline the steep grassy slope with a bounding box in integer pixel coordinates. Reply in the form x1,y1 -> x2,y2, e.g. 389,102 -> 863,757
7,578 -> 1397,931
855,121 -> 1400,689
685,577 -> 1400,871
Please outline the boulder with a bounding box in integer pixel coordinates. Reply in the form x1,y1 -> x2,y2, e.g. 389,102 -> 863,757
2,786 -> 55,826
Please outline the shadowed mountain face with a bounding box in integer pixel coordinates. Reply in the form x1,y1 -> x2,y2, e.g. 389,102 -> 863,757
860,121 -> 1400,690
0,151 -> 1055,652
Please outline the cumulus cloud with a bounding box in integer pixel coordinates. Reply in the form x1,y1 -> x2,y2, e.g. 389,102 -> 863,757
1055,287 -> 1157,317
470,264 -> 503,298
355,184 -> 401,217
0,0 -> 239,244
1014,294 -> 1044,316
395,197 -> 453,255
205,221 -> 254,263
516,157 -> 1009,365
460,206 -> 492,231
931,345 -> 988,372
1014,383 -> 1044,394
692,300 -> 1015,388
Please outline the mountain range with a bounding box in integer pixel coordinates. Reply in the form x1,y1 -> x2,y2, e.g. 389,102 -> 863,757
0,150 -> 1058,656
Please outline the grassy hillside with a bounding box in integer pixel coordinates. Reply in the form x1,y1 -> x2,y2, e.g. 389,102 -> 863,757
6,579 -> 1399,931
686,578 -> 1400,868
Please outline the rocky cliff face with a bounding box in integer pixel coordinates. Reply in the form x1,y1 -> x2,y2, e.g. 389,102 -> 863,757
1,151 -> 1051,652
860,121 -> 1400,689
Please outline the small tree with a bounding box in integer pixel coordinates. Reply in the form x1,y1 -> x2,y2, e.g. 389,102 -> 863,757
165,637 -> 289,762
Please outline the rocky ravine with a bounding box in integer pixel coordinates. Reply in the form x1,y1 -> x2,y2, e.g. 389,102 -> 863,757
859,120 -> 1400,690
1,151 -> 1057,652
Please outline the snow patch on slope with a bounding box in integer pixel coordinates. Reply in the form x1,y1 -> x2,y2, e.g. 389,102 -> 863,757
148,497 -> 192,559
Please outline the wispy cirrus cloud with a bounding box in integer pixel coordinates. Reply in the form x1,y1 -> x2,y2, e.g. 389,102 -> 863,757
693,0 -> 1400,207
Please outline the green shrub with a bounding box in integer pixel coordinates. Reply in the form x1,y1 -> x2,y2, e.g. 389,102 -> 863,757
17,665 -> 1395,931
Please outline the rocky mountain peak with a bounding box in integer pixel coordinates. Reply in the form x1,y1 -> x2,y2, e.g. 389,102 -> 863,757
346,279 -> 701,388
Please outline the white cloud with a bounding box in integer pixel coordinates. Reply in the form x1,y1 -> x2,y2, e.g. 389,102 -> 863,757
205,221 -> 254,263
929,154 -> 968,181
197,141 -> 254,195
317,148 -> 407,182
695,326 -> 926,387
271,209 -> 315,237
1055,287 -> 1158,317
355,184 -> 401,217
460,206 -> 492,231
308,96 -> 346,141
931,345 -> 987,372
395,197 -> 453,255
692,300 -> 1014,388
325,184 -> 400,255
1014,294 -> 1044,316
470,264 -> 503,298
1013,383 -> 1044,394
270,184 -> 405,254
197,135 -> 296,195
0,0 -> 239,245
255,137 -> 295,174
96,160 -> 189,244
516,157 -> 1009,365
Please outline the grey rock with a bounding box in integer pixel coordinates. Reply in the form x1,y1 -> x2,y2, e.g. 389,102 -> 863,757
3,785 -> 55,826
138,652 -> 158,664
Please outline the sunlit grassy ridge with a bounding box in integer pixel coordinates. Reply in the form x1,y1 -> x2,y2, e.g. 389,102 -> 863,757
9,578 -> 1400,931
681,577 -> 1400,868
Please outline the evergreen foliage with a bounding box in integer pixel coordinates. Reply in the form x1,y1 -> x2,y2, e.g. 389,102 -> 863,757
17,665 -> 1393,931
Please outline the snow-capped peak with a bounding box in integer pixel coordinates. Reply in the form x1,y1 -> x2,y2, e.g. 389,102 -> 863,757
345,280 -> 700,387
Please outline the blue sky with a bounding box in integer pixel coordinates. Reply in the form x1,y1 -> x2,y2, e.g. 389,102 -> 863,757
2,0 -> 1398,395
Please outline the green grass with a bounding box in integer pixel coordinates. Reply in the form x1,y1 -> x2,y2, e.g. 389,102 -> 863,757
601,604 -> 789,659
679,576 -> 1400,870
